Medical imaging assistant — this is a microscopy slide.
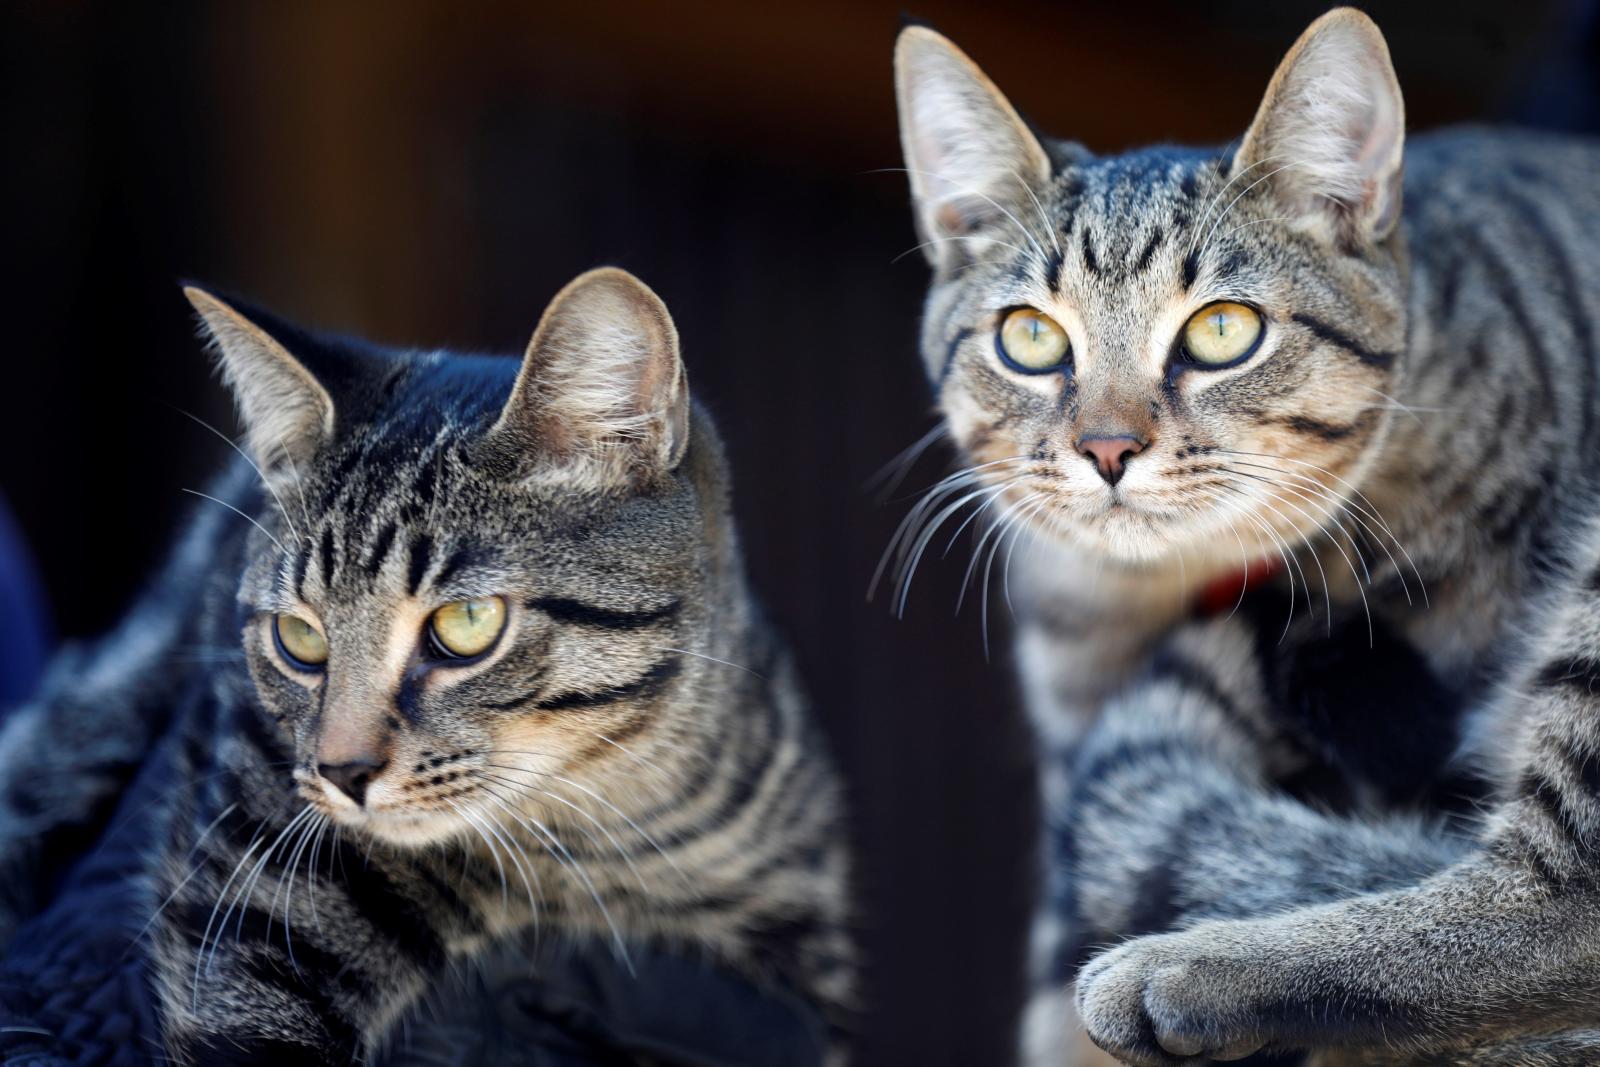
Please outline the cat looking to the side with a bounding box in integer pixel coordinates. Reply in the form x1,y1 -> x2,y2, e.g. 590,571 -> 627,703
0,269 -> 853,1064
895,8 -> 1600,1067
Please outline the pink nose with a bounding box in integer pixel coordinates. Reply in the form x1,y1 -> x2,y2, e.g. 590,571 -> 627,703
1077,435 -> 1146,486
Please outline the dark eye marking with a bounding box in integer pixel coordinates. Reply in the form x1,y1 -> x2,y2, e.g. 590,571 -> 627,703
1290,313 -> 1397,369
488,653 -> 684,714
1265,413 -> 1366,443
940,328 -> 974,386
1045,249 -> 1065,293
528,597 -> 681,631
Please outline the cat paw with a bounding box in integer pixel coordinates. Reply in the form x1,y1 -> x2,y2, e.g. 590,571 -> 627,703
1075,932 -> 1273,1066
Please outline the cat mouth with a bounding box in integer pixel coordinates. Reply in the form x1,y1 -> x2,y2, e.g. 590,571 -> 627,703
303,778 -> 467,845
333,804 -> 464,846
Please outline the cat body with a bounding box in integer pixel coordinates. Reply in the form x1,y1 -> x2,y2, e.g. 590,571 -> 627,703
0,270 -> 853,1064
895,10 -> 1600,1065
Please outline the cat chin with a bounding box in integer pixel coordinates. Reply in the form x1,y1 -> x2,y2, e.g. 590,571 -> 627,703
331,808 -> 463,848
1048,509 -> 1264,574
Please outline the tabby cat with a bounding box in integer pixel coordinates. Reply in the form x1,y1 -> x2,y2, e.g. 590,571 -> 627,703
0,269 -> 853,1063
894,9 -> 1600,1066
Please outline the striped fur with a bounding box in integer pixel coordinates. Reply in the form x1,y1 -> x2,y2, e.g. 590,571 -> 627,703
0,270 -> 853,1062
895,9 -> 1600,1066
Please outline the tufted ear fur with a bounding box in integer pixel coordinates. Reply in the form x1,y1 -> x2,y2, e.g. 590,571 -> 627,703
186,285 -> 335,479
480,268 -> 688,487
1234,8 -> 1405,244
894,25 -> 1053,270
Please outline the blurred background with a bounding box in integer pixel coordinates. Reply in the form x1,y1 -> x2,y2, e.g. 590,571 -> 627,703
1,1 -> 1594,1061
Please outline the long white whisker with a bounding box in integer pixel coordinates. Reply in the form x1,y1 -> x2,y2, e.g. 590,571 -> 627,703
472,803 -> 543,929
655,647 -> 766,680
133,802 -> 239,949
481,769 -> 656,895
476,788 -> 632,970
534,768 -> 687,884
447,800 -> 511,915
876,165 -> 1050,263
1220,448 -> 1426,604
173,407 -> 302,545
1017,171 -> 1062,257
866,422 -> 947,500
1188,152 -> 1282,255
1198,162 -> 1303,260
180,489 -> 286,554
1211,482 -> 1301,640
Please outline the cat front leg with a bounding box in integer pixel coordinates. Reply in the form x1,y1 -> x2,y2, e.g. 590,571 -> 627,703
1078,521 -> 1600,1066
1076,861 -> 1600,1066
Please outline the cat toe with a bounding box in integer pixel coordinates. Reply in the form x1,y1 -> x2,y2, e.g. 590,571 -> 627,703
1077,946 -> 1197,1067
1079,940 -> 1266,1066
1141,961 -> 1265,1061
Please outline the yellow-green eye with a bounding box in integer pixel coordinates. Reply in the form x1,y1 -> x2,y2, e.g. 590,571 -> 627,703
997,308 -> 1071,372
274,614 -> 328,669
1182,302 -> 1263,366
430,596 -> 507,659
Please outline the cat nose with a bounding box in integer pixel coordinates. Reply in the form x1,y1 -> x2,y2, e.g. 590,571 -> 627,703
1077,435 -> 1146,486
318,756 -> 388,806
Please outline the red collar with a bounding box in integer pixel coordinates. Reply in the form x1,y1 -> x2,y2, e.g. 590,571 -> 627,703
1194,559 -> 1280,617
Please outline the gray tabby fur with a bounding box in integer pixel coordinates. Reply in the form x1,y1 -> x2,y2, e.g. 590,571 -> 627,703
0,268 -> 854,1063
894,8 -> 1600,1065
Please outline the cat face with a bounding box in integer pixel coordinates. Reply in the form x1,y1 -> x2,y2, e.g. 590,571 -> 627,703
895,10 -> 1408,567
190,270 -> 712,847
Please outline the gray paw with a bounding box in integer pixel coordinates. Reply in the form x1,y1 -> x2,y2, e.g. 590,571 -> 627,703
1075,932 -> 1274,1067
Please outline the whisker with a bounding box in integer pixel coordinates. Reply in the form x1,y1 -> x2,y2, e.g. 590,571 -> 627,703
871,165 -> 1051,263
866,422 -> 947,501
473,803 -> 544,931
475,786 -> 632,970
1188,151 -> 1281,256
480,769 -> 657,895
483,763 -> 689,886
446,799 -> 511,915
179,489 -> 285,555
1219,448 -> 1426,604
171,406 -> 303,546
655,646 -> 766,680
1196,159 -> 1303,260
131,801 -> 240,951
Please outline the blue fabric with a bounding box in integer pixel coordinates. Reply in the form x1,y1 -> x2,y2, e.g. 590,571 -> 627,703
0,721 -> 174,1065
0,495 -> 50,707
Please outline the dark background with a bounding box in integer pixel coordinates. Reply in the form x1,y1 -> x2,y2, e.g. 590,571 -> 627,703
1,2 -> 1593,1062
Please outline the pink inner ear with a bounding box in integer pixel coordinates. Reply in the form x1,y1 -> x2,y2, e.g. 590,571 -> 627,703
934,200 -> 973,236
1349,68 -> 1401,176
933,194 -> 1002,238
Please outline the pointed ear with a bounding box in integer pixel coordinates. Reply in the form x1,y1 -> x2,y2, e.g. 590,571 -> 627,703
894,26 -> 1052,269
1234,8 -> 1405,243
185,286 -> 334,476
480,268 -> 688,486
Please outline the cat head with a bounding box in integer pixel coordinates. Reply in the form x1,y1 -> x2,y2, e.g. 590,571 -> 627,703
894,9 -> 1407,567
189,269 -> 727,847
